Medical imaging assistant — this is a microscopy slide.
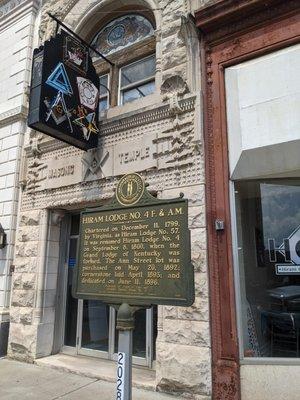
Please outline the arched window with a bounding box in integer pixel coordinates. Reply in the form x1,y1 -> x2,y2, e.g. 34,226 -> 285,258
91,14 -> 154,56
90,13 -> 156,110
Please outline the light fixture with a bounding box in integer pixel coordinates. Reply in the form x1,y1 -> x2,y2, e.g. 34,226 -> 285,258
0,223 -> 7,249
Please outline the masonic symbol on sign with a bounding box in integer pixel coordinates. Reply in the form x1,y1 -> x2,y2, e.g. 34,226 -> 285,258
45,63 -> 73,132
77,77 -> 99,110
46,63 -> 73,95
73,111 -> 99,141
45,91 -> 73,132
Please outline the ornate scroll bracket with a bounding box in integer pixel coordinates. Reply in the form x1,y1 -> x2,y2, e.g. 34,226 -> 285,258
161,74 -> 189,127
161,75 -> 189,101
39,0 -> 78,42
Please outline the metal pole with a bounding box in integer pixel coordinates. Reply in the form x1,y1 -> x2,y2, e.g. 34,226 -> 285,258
117,330 -> 132,400
116,303 -> 134,400
47,12 -> 115,67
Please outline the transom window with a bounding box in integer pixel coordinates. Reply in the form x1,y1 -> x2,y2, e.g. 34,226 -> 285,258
91,14 -> 154,56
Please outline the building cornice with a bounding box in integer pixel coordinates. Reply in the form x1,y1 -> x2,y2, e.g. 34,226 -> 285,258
0,0 -> 25,18
195,0 -> 300,43
0,0 -> 40,31
100,95 -> 196,136
0,105 -> 28,126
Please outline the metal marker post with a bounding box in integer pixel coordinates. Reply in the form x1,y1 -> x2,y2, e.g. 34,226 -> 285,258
116,303 -> 134,400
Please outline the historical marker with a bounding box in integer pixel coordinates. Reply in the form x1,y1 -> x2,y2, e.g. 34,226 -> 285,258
73,173 -> 194,306
73,173 -> 194,400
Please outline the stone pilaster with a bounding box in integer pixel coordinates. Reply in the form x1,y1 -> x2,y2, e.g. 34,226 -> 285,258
8,209 -> 63,360
155,184 -> 211,398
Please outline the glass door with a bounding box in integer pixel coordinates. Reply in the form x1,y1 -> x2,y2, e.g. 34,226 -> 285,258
62,214 -> 157,367
78,300 -> 111,358
63,224 -> 78,350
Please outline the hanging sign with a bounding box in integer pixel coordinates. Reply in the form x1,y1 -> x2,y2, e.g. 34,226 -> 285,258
28,30 -> 99,150
73,173 -> 195,306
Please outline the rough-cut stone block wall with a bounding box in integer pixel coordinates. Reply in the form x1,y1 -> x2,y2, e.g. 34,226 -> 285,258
8,209 -> 61,361
156,185 -> 211,399
160,0 -> 188,78
8,210 -> 41,361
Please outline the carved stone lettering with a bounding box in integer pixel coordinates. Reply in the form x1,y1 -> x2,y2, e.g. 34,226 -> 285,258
114,133 -> 157,175
40,156 -> 81,190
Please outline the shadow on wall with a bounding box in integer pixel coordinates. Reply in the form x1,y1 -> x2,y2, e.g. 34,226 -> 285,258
0,321 -> 9,356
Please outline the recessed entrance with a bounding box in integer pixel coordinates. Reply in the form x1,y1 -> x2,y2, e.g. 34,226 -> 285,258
61,214 -> 157,367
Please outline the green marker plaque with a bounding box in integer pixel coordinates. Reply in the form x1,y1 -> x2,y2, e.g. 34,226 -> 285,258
73,174 -> 194,306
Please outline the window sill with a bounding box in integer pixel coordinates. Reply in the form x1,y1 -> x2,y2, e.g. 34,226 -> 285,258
105,92 -> 160,120
240,357 -> 300,366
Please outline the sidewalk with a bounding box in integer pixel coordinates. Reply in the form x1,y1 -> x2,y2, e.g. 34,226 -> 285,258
0,358 -> 178,400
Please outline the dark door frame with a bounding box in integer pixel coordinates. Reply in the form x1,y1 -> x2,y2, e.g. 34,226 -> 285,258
195,1 -> 300,399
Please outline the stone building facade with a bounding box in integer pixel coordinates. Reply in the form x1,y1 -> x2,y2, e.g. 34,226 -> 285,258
5,1 -> 299,399
0,0 -> 40,356
7,0 -> 212,399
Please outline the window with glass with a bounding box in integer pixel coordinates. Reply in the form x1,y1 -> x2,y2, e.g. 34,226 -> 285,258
119,55 -> 155,105
99,74 -> 110,113
234,179 -> 300,358
90,12 -> 156,110
63,214 -> 157,366
91,14 -> 154,57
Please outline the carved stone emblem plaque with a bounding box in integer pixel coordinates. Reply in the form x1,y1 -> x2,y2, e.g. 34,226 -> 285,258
116,173 -> 145,206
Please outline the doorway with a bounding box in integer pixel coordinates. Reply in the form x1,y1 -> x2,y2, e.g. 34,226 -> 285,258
61,214 -> 157,367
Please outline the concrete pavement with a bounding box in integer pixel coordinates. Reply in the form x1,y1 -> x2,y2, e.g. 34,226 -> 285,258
0,358 -> 179,400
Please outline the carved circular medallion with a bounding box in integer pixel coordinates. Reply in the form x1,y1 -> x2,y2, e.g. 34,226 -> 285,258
116,173 -> 145,206
108,24 -> 125,46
